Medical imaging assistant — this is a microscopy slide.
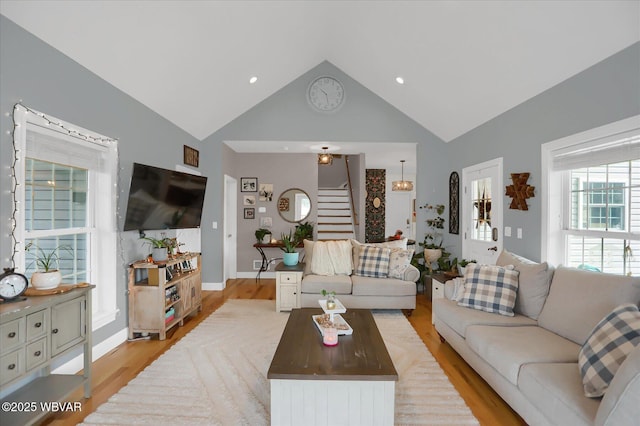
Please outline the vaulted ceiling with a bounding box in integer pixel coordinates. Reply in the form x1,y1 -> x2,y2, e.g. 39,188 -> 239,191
1,1 -> 638,144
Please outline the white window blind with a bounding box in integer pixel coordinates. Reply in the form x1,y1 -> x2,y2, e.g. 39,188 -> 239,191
26,124 -> 109,171
551,129 -> 640,171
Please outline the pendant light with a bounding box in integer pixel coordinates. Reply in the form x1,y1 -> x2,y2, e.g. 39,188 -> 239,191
318,146 -> 333,165
392,160 -> 414,191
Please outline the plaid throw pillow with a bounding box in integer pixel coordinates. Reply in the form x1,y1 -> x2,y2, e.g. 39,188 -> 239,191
578,303 -> 640,398
457,264 -> 519,316
355,246 -> 390,278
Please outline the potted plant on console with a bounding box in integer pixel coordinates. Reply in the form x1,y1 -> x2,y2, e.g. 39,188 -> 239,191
255,228 -> 272,244
280,232 -> 299,266
25,242 -> 73,290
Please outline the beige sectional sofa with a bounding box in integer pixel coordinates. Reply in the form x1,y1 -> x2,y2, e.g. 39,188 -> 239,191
299,238 -> 419,310
433,251 -> 640,426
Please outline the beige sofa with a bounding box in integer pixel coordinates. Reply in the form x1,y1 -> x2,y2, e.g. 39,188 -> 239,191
300,239 -> 418,311
433,251 -> 640,426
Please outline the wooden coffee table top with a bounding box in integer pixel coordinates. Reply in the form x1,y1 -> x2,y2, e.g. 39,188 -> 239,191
267,308 -> 398,381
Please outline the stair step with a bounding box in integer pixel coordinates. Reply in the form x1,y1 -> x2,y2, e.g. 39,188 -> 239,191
318,202 -> 350,209
318,224 -> 353,231
318,196 -> 349,202
318,189 -> 349,196
318,209 -> 351,216
318,217 -> 353,223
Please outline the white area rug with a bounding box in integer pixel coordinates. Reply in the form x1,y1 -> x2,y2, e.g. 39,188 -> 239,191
81,300 -> 478,425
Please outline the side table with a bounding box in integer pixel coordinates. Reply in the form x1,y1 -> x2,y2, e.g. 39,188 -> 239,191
275,262 -> 304,312
430,272 -> 449,324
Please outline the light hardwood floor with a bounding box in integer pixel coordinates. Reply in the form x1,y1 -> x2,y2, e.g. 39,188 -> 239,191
43,279 -> 525,425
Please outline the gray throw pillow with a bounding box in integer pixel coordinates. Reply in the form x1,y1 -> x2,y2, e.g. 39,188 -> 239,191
496,250 -> 553,320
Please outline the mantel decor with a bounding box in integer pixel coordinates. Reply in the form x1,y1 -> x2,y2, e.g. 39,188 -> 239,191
505,173 -> 535,210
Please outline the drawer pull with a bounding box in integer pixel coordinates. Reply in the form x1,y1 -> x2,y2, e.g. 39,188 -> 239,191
8,363 -> 16,370
35,322 -> 42,328
34,350 -> 42,357
8,331 -> 16,338
52,328 -> 59,334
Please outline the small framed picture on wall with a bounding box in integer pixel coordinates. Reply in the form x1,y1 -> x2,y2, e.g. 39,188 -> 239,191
243,195 -> 256,206
244,208 -> 255,219
241,177 -> 258,192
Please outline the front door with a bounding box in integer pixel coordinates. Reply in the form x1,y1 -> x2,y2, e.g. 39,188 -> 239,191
462,158 -> 503,265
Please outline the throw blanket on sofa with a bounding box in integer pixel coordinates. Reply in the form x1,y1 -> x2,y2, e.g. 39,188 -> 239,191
311,240 -> 353,275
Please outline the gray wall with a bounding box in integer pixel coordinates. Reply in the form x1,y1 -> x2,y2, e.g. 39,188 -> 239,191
235,153 -> 318,272
445,42 -> 640,262
318,155 -> 348,187
0,16 -> 206,349
202,61 -> 446,283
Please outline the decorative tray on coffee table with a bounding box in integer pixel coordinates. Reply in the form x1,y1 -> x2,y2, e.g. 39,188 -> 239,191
312,298 -> 353,336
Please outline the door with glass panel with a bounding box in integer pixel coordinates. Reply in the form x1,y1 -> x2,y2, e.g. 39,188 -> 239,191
462,158 -> 503,265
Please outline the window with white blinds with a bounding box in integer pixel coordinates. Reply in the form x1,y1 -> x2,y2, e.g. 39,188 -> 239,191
543,116 -> 640,276
14,106 -> 119,330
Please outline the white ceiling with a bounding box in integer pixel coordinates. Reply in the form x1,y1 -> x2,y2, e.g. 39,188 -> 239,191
1,1 -> 638,150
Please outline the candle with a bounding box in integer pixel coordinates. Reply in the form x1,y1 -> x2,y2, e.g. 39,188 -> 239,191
323,327 -> 338,346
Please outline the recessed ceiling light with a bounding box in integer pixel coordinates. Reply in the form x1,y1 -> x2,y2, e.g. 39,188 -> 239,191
395,76 -> 404,85
249,76 -> 258,84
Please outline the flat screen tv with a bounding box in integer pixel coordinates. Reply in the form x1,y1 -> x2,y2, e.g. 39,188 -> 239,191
123,163 -> 207,231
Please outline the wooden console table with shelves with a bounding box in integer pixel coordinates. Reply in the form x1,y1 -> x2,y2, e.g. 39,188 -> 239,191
128,253 -> 202,340
0,285 -> 94,426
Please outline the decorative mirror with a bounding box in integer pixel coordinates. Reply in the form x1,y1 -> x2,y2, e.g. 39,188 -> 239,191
277,188 -> 312,223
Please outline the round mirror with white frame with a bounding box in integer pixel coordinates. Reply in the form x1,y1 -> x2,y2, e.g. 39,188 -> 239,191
277,188 -> 312,223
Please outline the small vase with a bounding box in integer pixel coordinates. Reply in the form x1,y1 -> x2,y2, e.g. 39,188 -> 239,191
31,270 -> 62,290
283,252 -> 299,266
326,295 -> 336,310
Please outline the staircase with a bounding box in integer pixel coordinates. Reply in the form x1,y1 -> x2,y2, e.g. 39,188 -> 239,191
316,187 -> 356,241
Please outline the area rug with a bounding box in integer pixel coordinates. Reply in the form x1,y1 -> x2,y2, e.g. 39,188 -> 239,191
80,300 -> 478,425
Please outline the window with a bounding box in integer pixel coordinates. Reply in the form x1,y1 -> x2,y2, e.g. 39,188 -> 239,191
542,115 -> 640,276
13,105 -> 118,330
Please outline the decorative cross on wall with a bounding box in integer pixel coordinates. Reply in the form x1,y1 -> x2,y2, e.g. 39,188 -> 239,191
505,173 -> 535,210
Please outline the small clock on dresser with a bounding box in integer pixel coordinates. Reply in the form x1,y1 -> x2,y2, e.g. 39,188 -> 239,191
307,76 -> 345,112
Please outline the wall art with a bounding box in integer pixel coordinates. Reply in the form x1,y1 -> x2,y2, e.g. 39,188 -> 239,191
505,173 -> 535,210
243,195 -> 256,206
259,183 -> 274,201
183,145 -> 199,167
449,171 -> 459,234
244,207 -> 255,219
241,177 -> 257,192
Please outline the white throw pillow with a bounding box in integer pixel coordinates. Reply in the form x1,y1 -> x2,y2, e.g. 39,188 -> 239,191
388,248 -> 414,279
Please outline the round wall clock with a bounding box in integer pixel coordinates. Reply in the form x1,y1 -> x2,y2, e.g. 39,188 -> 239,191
0,268 -> 28,301
307,76 -> 345,112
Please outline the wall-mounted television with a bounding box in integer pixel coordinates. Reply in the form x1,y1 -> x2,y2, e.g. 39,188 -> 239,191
123,163 -> 207,231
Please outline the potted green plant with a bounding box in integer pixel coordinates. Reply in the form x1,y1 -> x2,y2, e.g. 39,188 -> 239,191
141,236 -> 170,262
25,242 -> 73,290
255,228 -> 272,244
294,221 -> 314,242
280,232 -> 299,266
419,203 -> 446,274
457,259 -> 476,276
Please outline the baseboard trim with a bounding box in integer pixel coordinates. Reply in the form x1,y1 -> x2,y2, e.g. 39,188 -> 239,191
203,281 -> 225,290
236,272 -> 275,279
52,327 -> 128,374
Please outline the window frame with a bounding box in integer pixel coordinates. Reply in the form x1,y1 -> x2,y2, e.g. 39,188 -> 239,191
542,115 -> 640,272
13,106 -> 118,331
